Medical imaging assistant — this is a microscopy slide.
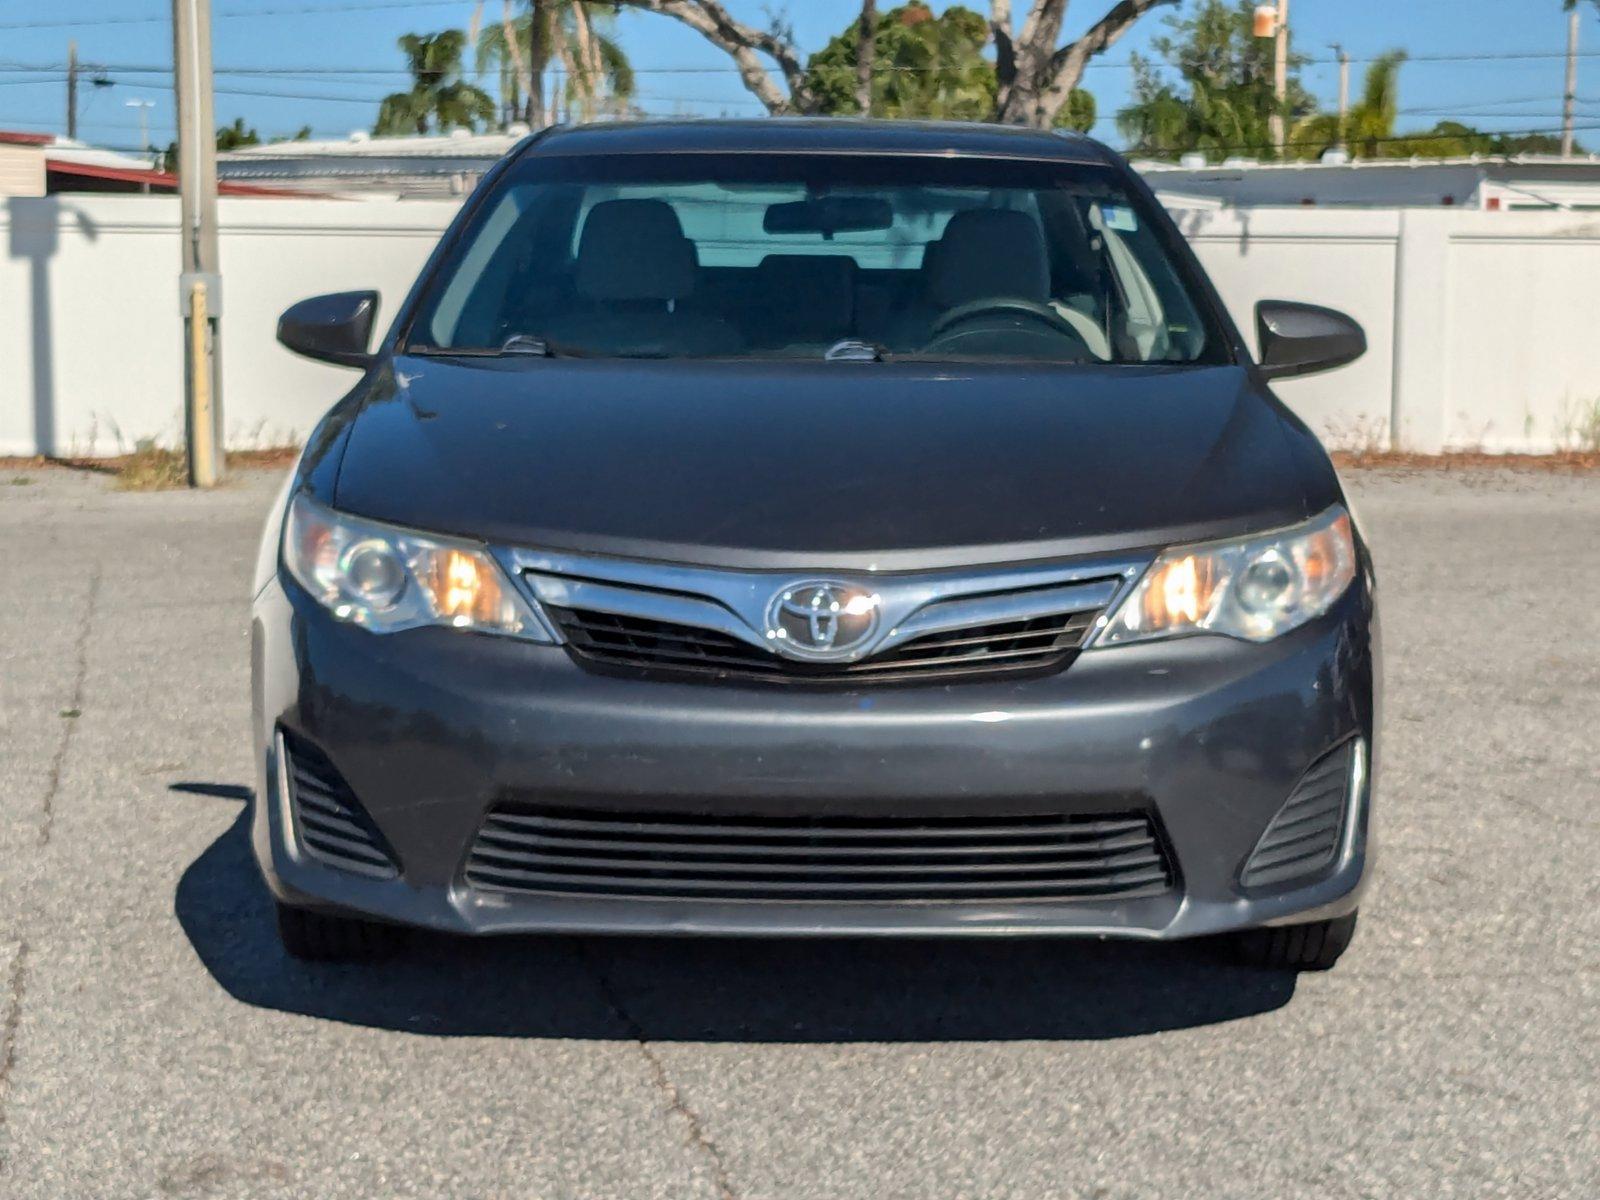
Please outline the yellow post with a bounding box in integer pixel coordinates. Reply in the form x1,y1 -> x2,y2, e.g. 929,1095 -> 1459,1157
188,279 -> 218,488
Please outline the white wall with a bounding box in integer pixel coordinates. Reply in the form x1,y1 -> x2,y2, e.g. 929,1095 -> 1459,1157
1,195 -> 455,458
1176,205 -> 1600,452
4,195 -> 1599,458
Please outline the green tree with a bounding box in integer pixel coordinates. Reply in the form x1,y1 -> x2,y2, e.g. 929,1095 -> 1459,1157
1288,51 -> 1405,160
374,30 -> 496,136
806,2 -> 1095,127
215,117 -> 260,152
608,0 -> 1167,128
475,1 -> 635,127
1116,0 -> 1313,160
806,3 -> 994,120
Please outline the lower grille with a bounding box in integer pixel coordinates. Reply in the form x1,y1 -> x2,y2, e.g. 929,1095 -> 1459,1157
465,806 -> 1175,903
281,732 -> 399,880
1240,742 -> 1356,889
546,605 -> 1101,684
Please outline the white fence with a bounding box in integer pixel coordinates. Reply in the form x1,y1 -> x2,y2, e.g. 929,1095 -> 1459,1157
4,195 -> 1600,458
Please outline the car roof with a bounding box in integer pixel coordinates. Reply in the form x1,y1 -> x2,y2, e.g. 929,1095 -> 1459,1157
521,118 -> 1118,166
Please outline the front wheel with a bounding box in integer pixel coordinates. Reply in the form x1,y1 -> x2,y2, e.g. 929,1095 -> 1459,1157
275,901 -> 404,962
1233,911 -> 1358,971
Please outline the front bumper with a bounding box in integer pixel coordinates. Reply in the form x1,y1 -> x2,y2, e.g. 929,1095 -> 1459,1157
250,575 -> 1378,939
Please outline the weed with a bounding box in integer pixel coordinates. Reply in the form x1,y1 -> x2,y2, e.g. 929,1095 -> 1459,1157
114,440 -> 188,491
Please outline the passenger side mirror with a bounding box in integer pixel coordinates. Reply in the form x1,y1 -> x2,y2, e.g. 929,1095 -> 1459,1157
1254,300 -> 1365,380
277,291 -> 379,369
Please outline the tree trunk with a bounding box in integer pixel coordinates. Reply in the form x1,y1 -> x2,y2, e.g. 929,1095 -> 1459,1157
995,0 -> 1175,128
854,0 -> 877,116
608,1 -> 814,115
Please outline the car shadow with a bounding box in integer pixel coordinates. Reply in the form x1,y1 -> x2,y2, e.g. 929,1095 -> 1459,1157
173,789 -> 1298,1042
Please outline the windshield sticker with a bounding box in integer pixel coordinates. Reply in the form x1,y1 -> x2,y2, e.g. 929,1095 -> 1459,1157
1100,204 -> 1138,233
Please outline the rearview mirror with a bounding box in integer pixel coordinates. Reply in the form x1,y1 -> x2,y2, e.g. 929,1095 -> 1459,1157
1255,300 -> 1365,380
764,196 -> 893,238
277,291 -> 379,369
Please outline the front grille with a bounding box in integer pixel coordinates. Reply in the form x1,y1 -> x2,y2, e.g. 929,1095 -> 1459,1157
464,805 -> 1175,903
281,732 -> 399,880
545,605 -> 1102,684
1240,742 -> 1356,889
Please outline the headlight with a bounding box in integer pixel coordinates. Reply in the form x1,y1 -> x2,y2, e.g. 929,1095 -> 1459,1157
1094,505 -> 1357,646
282,492 -> 553,640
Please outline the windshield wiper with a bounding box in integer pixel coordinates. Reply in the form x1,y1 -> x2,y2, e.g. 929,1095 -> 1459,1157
823,338 -> 890,363
499,333 -> 583,357
405,334 -> 587,358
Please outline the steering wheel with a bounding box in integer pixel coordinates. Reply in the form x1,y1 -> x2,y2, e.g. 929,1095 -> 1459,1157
928,297 -> 1081,341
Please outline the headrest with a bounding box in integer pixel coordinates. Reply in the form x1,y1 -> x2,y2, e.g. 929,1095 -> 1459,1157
755,255 -> 857,338
928,209 -> 1050,307
575,199 -> 696,302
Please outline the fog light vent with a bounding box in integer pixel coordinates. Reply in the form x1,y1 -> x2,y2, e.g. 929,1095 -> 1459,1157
1240,741 -> 1358,889
280,731 -> 400,880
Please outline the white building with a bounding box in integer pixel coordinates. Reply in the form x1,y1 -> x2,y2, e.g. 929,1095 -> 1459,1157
1139,155 -> 1600,211
218,129 -> 530,199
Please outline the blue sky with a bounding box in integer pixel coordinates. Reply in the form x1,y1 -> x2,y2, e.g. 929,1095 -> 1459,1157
0,0 -> 1593,155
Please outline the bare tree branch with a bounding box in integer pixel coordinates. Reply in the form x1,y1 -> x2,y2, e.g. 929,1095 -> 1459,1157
609,0 -> 813,114
997,0 -> 1174,126
990,0 -> 1017,109
854,0 -> 877,116
1034,0 -> 1176,125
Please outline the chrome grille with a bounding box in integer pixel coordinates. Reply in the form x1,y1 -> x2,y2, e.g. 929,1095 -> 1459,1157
280,732 -> 399,880
465,806 -> 1176,903
546,604 -> 1101,683
513,547 -> 1140,685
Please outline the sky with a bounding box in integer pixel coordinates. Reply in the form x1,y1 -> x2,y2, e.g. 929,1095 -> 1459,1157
0,0 -> 1594,158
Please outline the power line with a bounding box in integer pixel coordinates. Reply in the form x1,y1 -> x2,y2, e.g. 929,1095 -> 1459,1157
0,1 -> 469,31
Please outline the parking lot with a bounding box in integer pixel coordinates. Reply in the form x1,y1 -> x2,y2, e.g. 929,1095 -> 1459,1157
0,464 -> 1595,1199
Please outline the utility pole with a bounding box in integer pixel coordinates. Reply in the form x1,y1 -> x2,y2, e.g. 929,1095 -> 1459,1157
125,99 -> 155,161
1332,42 -> 1351,153
172,0 -> 224,487
1270,0 -> 1290,157
1562,4 -> 1580,158
66,42 -> 78,139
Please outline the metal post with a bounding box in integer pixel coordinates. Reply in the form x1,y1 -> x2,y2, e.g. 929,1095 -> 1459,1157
66,42 -> 78,140
1562,6 -> 1580,158
1334,43 -> 1350,153
1270,0 -> 1290,157
172,0 -> 224,487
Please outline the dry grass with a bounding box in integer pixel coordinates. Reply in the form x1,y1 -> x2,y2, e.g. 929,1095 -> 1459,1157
1331,449 -> 1600,473
0,446 -> 300,490
112,443 -> 190,491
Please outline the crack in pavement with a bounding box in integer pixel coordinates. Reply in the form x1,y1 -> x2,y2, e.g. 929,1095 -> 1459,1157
0,940 -> 31,1175
576,943 -> 738,1200
39,565 -> 102,849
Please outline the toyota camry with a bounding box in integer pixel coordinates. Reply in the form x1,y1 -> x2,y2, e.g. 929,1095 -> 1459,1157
254,119 -> 1377,970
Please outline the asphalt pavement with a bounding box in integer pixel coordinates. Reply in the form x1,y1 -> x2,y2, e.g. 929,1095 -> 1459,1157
0,463 -> 1595,1199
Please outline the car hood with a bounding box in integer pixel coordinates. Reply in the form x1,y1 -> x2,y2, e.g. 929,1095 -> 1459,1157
330,356 -> 1312,570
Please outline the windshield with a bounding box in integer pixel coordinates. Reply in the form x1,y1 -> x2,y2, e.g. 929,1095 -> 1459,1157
407,151 -> 1227,365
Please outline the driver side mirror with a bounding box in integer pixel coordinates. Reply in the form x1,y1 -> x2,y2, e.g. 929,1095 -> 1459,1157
277,291 -> 379,369
1255,300 -> 1365,380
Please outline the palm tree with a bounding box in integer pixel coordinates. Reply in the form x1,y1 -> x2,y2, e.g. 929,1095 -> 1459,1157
474,1 -> 635,128
374,30 -> 496,136
1288,51 -> 1406,160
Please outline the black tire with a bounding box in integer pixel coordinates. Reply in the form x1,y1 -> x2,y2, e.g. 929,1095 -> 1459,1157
1233,911 -> 1358,971
275,901 -> 404,962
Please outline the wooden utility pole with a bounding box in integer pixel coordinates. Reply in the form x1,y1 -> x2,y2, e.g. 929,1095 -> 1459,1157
172,0 -> 224,487
66,42 -> 78,139
1270,0 -> 1291,157
854,0 -> 877,117
1562,4 -> 1580,157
